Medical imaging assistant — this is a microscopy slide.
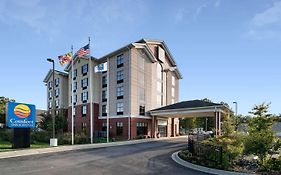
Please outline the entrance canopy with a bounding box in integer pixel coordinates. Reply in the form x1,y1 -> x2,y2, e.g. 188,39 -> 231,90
149,100 -> 229,118
149,100 -> 230,136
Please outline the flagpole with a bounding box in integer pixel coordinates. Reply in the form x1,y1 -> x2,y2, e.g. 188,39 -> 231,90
106,58 -> 109,143
89,37 -> 94,144
71,45 -> 74,145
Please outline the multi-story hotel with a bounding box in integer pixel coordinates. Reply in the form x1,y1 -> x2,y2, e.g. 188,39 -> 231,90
43,39 -> 182,140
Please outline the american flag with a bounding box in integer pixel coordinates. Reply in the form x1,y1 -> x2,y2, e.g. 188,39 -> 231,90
77,44 -> 90,58
58,52 -> 72,66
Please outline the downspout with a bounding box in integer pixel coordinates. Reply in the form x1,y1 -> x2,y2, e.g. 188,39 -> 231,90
127,46 -> 131,140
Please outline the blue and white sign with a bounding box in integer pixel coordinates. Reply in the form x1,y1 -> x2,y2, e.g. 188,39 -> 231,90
7,102 -> 36,128
95,62 -> 107,72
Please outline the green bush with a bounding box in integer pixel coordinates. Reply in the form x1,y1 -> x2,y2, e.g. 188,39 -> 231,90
261,156 -> 281,173
31,130 -> 51,143
0,129 -> 13,143
58,132 -> 89,145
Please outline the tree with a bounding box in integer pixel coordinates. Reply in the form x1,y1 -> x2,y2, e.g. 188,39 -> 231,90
221,113 -> 235,137
39,113 -> 67,135
244,103 -> 275,164
201,98 -> 213,103
0,96 -> 15,126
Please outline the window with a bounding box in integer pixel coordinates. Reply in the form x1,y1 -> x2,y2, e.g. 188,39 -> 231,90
102,105 -> 107,116
55,89 -> 59,97
82,123 -> 87,130
81,78 -> 88,89
49,91 -> 52,99
172,76 -> 175,86
55,110 -> 59,115
73,107 -> 76,115
74,95 -> 77,103
116,70 -> 124,83
55,78 -> 59,87
116,102 -> 123,115
48,101 -> 52,109
81,91 -> 88,102
171,98 -> 175,104
102,76 -> 107,88
137,122 -> 148,136
48,81 -> 53,89
73,69 -> 77,79
102,90 -> 107,102
55,100 -> 59,107
74,82 -> 77,91
116,86 -> 124,99
139,105 -> 145,116
117,54 -> 124,68
102,122 -> 107,131
81,64 -> 88,75
116,122 -> 123,136
82,105 -> 87,116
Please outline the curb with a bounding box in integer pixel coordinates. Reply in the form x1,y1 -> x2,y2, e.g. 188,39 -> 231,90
171,151 -> 255,175
0,136 -> 186,159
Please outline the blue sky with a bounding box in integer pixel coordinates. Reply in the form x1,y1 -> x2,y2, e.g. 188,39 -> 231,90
0,0 -> 280,115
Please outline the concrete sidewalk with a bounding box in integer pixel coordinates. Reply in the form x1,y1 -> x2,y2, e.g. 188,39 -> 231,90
0,136 -> 186,159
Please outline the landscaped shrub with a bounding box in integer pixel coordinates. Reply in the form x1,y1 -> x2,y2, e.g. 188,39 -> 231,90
31,130 -> 51,143
58,132 -> 89,145
0,129 -> 13,143
261,156 -> 281,173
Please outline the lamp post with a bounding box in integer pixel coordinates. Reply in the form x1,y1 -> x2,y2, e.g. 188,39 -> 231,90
233,101 -> 238,116
47,58 -> 57,146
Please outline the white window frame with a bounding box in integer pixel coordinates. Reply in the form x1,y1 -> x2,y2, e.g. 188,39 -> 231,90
116,86 -> 124,97
82,64 -> 88,74
116,102 -> 124,112
117,70 -> 124,81
82,91 -> 88,101
82,78 -> 88,88
117,54 -> 124,66
82,105 -> 87,115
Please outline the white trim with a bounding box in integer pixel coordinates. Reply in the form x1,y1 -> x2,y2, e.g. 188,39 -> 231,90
150,105 -> 225,114
150,108 -> 224,117
98,115 -> 152,120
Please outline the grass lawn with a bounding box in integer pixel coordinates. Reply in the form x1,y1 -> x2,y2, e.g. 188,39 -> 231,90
0,139 -> 50,152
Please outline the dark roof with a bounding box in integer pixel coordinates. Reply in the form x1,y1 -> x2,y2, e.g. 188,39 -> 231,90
150,100 -> 222,112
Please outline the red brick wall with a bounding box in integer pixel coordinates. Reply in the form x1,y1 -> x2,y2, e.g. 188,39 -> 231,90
97,117 -> 152,140
67,103 -> 99,137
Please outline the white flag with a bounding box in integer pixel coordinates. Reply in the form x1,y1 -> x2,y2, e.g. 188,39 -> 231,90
95,62 -> 107,72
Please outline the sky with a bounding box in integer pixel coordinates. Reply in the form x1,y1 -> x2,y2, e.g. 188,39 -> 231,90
0,0 -> 280,115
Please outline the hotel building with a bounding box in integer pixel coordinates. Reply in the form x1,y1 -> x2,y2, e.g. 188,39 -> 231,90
43,39 -> 182,140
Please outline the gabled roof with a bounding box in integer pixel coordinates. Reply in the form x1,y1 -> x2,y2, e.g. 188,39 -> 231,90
136,38 -> 177,66
150,100 -> 223,112
43,69 -> 68,83
98,38 -> 183,79
98,44 -> 135,63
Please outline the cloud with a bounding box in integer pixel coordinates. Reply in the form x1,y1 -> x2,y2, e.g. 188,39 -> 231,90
251,1 -> 281,27
175,8 -> 187,24
0,0 -> 46,33
246,1 -> 281,40
214,0 -> 221,8
193,3 -> 208,21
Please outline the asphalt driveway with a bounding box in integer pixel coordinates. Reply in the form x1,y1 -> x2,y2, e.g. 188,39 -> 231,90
0,137 -> 208,175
